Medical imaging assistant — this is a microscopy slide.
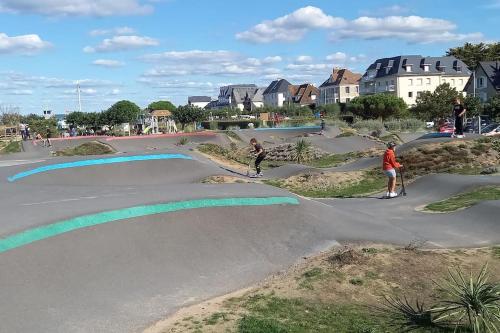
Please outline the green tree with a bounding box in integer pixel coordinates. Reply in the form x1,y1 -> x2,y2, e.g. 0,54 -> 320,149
171,105 -> 204,130
316,103 -> 341,117
483,95 -> 500,120
347,94 -> 407,120
463,95 -> 482,116
105,100 -> 141,127
411,83 -> 460,121
66,111 -> 88,127
27,118 -> 58,138
446,42 -> 500,69
0,112 -> 22,126
147,100 -> 177,111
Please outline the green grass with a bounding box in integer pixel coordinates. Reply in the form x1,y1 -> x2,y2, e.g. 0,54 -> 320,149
492,247 -> 500,259
424,186 -> 500,212
335,131 -> 355,138
0,140 -> 21,154
237,294 -> 391,333
226,130 -> 243,142
55,141 -> 115,156
265,170 -> 386,198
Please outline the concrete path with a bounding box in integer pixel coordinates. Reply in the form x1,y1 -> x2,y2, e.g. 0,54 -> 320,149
0,133 -> 498,333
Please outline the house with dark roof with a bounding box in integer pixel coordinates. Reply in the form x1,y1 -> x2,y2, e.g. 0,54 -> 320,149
287,83 -> 319,107
263,79 -> 292,107
188,96 -> 212,109
318,68 -> 362,105
208,84 -> 264,111
464,61 -> 500,102
360,55 -> 471,105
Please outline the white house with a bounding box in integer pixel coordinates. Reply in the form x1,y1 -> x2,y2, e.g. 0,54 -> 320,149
188,96 -> 212,109
360,55 -> 471,105
263,79 -> 292,107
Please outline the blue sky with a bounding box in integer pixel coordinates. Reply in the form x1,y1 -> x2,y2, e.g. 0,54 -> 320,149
0,0 -> 499,114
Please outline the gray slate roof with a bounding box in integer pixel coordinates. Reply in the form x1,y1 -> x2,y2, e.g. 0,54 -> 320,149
188,96 -> 211,103
263,79 -> 292,95
480,61 -> 500,90
362,55 -> 470,79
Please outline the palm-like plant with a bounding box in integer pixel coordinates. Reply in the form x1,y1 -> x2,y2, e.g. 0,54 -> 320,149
294,139 -> 311,164
433,264 -> 500,333
382,295 -> 441,332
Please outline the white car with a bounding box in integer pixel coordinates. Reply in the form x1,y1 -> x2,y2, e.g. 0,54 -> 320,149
482,124 -> 500,136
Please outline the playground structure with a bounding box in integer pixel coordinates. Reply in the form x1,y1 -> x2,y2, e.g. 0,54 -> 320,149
142,110 -> 178,135
0,125 -> 18,139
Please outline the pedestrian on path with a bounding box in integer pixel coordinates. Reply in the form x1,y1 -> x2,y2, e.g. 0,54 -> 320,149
45,126 -> 52,147
250,138 -> 266,177
452,97 -> 466,138
382,142 -> 403,198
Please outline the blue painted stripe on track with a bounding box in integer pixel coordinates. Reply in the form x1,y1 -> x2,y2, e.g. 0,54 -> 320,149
254,126 -> 321,131
0,196 -> 299,254
7,154 -> 193,182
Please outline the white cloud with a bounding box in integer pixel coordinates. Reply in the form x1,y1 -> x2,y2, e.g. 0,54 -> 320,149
92,59 -> 125,67
236,6 -> 483,45
360,5 -> 410,16
90,27 -> 136,36
141,50 -> 238,63
10,89 -> 33,95
236,6 -> 345,43
332,16 -> 484,44
0,32 -> 51,54
84,35 -> 159,52
296,55 -> 313,63
262,56 -> 282,64
0,0 -> 153,16
141,50 -> 283,77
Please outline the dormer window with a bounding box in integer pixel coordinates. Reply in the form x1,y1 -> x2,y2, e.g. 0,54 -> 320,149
405,65 -> 413,72
424,65 -> 430,72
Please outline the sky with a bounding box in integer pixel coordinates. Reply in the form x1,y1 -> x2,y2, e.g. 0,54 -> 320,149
0,0 -> 499,114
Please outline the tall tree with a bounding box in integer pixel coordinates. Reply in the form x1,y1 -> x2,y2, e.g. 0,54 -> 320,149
171,105 -> 204,130
483,95 -> 500,120
411,83 -> 460,121
347,94 -> 407,120
147,100 -> 177,111
105,100 -> 141,126
446,42 -> 500,69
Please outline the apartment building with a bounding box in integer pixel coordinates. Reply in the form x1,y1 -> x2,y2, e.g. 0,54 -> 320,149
360,55 -> 470,105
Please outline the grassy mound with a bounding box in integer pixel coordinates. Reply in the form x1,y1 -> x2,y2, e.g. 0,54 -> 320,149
424,186 -> 500,212
55,141 -> 115,156
152,245 -> 500,333
265,169 -> 386,198
401,138 -> 500,177
0,140 -> 21,154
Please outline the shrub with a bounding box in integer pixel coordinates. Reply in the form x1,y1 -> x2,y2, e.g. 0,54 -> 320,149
352,119 -> 384,132
209,121 -> 218,130
294,139 -> 311,164
177,137 -> 189,145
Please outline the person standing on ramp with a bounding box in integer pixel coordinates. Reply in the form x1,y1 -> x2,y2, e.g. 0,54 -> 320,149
382,142 -> 403,198
250,138 -> 266,177
452,97 -> 466,138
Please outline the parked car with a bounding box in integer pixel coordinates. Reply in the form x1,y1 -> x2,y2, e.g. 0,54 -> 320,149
482,123 -> 500,136
439,123 -> 455,133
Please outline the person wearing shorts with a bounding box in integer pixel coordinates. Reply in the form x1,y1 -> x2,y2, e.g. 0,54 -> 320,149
382,142 -> 403,198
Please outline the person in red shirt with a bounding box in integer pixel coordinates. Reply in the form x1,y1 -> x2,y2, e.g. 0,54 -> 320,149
382,142 -> 403,198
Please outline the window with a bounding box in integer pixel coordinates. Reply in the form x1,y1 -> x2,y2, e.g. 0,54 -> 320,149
345,87 -> 350,94
478,77 -> 485,88
391,80 -> 395,85
442,79 -> 447,83
417,91 -> 423,98
451,79 -> 455,86
426,78 -> 431,85
424,65 -> 430,72
459,79 -> 463,85
385,81 -> 389,86
335,99 -> 340,103
417,78 -> 423,86
405,65 -> 412,72
408,92 -> 413,98
346,98 -> 350,102
377,82 -> 381,86
355,86 -> 359,93
408,79 -> 413,86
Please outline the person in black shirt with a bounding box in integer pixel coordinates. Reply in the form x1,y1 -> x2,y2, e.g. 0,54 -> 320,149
453,97 -> 466,138
250,138 -> 266,177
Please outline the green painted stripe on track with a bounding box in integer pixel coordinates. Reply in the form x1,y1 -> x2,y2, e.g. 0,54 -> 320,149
0,196 -> 299,254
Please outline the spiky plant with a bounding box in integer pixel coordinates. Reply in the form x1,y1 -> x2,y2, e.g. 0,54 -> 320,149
294,139 -> 311,164
382,295 -> 442,332
433,263 -> 500,333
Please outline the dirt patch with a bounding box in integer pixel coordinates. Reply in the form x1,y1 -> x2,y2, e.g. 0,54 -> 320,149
201,175 -> 256,184
55,141 -> 115,156
281,171 -> 365,192
143,244 -> 500,333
